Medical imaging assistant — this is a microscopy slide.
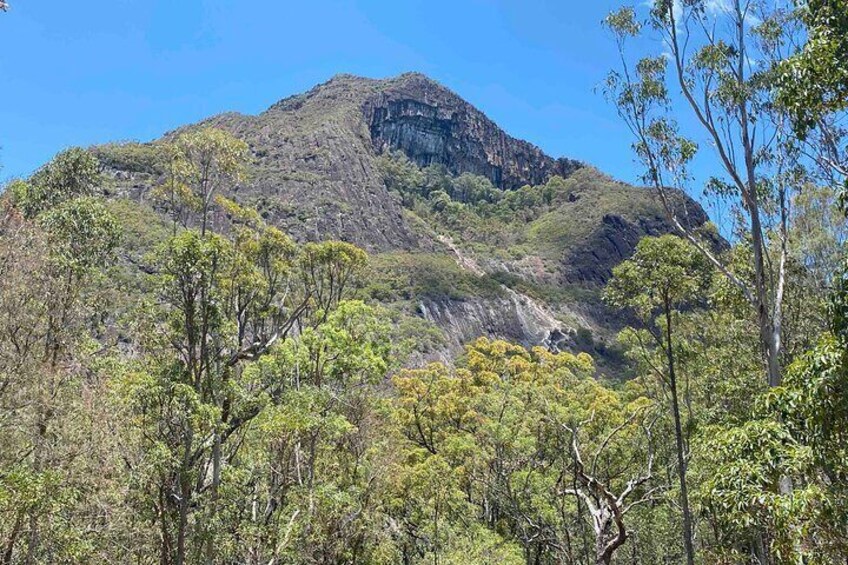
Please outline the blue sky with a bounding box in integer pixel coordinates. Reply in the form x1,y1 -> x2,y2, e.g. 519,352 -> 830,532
0,1 -> 649,180
1,0 -> 747,233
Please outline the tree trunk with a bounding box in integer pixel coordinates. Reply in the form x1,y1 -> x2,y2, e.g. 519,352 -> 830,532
2,513 -> 22,565
205,432 -> 222,564
735,0 -> 782,390
175,427 -> 194,565
594,523 -> 619,565
595,522 -> 609,565
664,297 -> 696,565
176,482 -> 189,565
159,487 -> 171,565
24,406 -> 51,565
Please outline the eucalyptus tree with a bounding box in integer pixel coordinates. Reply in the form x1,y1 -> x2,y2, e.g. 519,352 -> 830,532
158,127 -> 250,235
222,300 -> 396,564
122,195 -> 368,563
604,1 -> 805,388
606,235 -> 712,565
694,7 -> 848,557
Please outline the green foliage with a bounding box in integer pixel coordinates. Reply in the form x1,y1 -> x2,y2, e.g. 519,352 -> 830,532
790,183 -> 848,292
490,270 -> 598,304
0,148 -> 128,563
39,196 -> 121,272
605,234 -> 712,318
106,197 -> 173,259
392,338 -> 655,564
696,332 -> 848,562
10,147 -> 101,218
365,252 -> 502,302
377,149 -> 425,204
167,127 -> 249,187
379,151 -> 501,206
94,141 -> 164,175
156,127 -> 250,232
778,0 -> 848,137
380,147 -> 674,278
300,240 -> 368,316
119,192 -> 376,563
604,6 -> 641,38
2,165 -> 845,563
194,298 -> 395,564
4,147 -> 122,276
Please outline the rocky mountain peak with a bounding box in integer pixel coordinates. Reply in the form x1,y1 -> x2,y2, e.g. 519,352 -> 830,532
363,73 -> 583,189
263,72 -> 583,190
99,72 -> 714,365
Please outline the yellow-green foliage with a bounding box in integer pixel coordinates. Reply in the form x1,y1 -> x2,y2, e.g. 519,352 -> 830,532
365,252 -> 503,302
391,338 -> 654,562
94,141 -> 164,175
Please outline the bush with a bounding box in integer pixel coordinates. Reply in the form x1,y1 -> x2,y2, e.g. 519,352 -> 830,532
93,142 -> 163,175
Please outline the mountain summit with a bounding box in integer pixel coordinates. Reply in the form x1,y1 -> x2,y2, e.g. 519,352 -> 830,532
275,72 -> 582,189
99,72 -> 712,365
171,72 -> 585,251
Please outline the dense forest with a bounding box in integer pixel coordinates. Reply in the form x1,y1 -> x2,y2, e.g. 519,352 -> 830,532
2,1 -> 848,564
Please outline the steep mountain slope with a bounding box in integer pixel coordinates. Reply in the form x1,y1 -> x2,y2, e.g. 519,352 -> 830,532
97,72 -> 715,368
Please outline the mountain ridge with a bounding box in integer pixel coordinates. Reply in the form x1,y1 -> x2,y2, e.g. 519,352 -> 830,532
96,71 -> 714,367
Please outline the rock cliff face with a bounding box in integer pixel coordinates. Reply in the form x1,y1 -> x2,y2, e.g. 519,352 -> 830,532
98,72 -> 716,368
363,73 -> 582,189
188,77 -> 423,252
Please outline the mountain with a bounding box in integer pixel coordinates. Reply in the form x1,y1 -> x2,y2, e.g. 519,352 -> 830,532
95,72 -> 714,370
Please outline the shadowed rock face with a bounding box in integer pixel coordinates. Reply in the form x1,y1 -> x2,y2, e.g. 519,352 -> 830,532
363,73 -> 582,189
562,208 -> 711,285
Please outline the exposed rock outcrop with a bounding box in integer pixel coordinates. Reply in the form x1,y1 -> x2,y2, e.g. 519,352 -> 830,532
562,206 -> 711,285
364,73 -> 582,189
417,292 -> 576,354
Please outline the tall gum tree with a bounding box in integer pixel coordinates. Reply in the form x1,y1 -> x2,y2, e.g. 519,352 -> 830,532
605,234 -> 712,565
124,194 -> 368,564
604,0 -> 805,388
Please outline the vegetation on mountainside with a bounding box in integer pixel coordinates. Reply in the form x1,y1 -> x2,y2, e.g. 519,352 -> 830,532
374,150 -> 704,359
364,252 -> 503,302
2,1 -> 848,563
377,150 -> 698,266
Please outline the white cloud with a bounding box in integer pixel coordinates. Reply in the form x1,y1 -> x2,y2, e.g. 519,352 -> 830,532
705,0 -> 732,14
705,0 -> 762,26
